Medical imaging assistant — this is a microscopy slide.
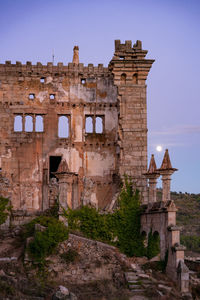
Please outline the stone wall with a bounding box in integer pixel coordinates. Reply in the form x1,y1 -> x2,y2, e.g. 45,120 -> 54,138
0,40 -> 154,215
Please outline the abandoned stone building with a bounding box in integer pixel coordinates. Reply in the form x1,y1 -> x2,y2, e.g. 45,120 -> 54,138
0,40 -> 189,292
0,40 -> 153,214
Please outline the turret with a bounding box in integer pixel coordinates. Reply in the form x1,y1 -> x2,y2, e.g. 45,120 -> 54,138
157,149 -> 177,202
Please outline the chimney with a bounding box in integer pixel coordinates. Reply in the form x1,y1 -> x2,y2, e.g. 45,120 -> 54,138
73,46 -> 79,64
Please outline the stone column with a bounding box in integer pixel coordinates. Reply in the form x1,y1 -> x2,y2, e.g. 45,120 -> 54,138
54,160 -> 77,221
157,149 -> 177,202
144,154 -> 160,203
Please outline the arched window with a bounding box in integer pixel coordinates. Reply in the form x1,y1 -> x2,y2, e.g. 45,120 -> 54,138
132,73 -> 138,84
35,115 -> 44,132
95,117 -> 103,133
58,116 -> 69,138
85,116 -> 93,133
25,115 -> 33,132
14,115 -> 22,132
120,73 -> 126,84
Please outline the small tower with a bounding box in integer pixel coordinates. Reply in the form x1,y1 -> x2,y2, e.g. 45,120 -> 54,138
157,149 -> 177,202
144,154 -> 160,203
109,40 -> 154,203
72,46 -> 79,64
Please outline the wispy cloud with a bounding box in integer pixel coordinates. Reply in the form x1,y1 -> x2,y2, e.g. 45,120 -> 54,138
150,125 -> 200,136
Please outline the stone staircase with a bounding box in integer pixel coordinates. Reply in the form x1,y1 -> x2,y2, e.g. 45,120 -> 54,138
124,263 -> 180,300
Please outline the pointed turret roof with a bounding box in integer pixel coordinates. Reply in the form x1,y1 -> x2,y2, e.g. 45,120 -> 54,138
147,154 -> 157,174
160,149 -> 172,170
158,149 -> 177,172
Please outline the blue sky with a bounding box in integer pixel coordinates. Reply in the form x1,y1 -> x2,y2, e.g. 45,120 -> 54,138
0,0 -> 200,193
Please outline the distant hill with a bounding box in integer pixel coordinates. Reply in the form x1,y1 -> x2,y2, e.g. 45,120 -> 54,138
157,189 -> 200,253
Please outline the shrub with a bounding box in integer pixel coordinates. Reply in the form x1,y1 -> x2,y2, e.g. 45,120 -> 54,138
146,230 -> 160,259
26,216 -> 68,262
0,196 -> 10,225
63,176 -> 146,257
60,249 -> 79,264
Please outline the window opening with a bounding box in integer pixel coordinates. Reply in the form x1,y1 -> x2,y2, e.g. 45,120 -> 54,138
50,94 -> 55,100
29,93 -> 35,100
120,73 -> 126,84
40,77 -> 45,83
85,116 -> 93,133
58,116 -> 69,138
95,117 -> 103,133
35,115 -> 44,132
14,115 -> 23,132
49,156 -> 62,179
132,73 -> 138,84
25,115 -> 33,132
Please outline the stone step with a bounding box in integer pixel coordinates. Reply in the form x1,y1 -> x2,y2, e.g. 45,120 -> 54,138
130,289 -> 145,294
128,280 -> 138,284
129,284 -> 143,289
125,274 -> 139,281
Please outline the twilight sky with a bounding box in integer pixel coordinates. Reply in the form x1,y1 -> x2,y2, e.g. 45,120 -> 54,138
0,0 -> 200,193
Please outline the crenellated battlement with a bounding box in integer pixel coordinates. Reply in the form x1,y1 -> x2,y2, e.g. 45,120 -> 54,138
0,61 -> 109,77
113,39 -> 148,60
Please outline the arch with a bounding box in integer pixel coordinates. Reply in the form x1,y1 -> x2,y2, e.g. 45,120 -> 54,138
35,115 -> 44,132
147,229 -> 160,259
85,116 -> 93,133
58,116 -> 69,138
95,116 -> 103,133
25,115 -> 33,132
141,231 -> 148,248
14,115 -> 23,132
120,73 -> 126,84
132,73 -> 138,84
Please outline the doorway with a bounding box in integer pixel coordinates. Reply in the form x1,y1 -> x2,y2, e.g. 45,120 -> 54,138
49,156 -> 62,179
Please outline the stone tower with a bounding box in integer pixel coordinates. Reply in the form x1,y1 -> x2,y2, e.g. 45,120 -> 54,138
109,40 -> 154,202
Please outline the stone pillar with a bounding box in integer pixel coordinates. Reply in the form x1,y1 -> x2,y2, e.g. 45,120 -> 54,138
54,160 -> 78,221
160,172 -> 173,202
144,154 -> 160,203
157,149 -> 177,202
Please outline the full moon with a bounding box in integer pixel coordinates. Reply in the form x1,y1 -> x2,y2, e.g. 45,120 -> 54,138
156,145 -> 162,152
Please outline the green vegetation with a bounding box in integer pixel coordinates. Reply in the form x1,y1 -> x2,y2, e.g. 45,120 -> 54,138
0,280 -> 14,295
60,249 -> 79,264
0,196 -> 10,225
146,230 -> 160,259
25,216 -> 69,263
64,176 -> 146,257
180,235 -> 200,253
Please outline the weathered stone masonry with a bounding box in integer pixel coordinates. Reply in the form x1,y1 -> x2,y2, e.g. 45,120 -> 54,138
0,40 -> 154,215
0,40 -> 190,292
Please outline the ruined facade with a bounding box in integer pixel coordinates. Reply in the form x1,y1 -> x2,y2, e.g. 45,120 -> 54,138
0,40 -> 154,214
0,40 -> 190,292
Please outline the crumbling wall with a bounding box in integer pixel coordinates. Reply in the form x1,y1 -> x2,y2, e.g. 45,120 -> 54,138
0,40 -> 154,215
